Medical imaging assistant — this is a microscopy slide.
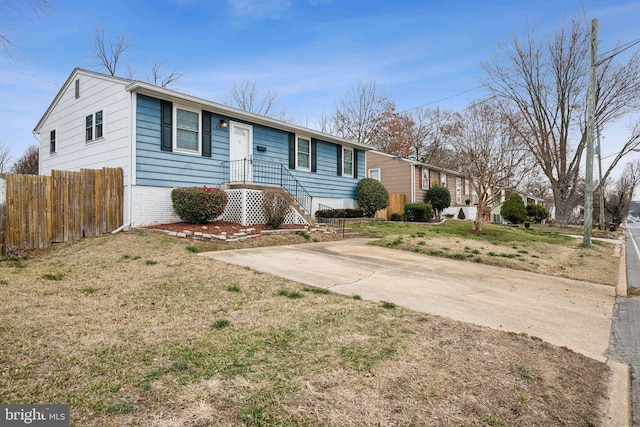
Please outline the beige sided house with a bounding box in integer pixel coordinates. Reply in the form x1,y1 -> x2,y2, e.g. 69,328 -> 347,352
366,150 -> 477,219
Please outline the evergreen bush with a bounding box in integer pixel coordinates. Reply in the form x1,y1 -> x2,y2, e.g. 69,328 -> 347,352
526,203 -> 549,223
404,203 -> 433,222
425,184 -> 451,219
171,187 -> 227,224
501,194 -> 528,224
356,178 -> 389,218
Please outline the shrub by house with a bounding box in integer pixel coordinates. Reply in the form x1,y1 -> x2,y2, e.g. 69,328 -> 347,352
171,187 -> 227,224
356,178 -> 389,218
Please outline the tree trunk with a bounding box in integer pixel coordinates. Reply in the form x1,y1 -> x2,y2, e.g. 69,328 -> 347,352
551,186 -> 576,226
474,204 -> 486,232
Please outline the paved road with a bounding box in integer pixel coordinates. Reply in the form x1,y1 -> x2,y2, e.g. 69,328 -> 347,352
609,223 -> 640,426
202,238 -> 616,361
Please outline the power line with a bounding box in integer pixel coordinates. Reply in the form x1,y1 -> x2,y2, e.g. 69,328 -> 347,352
597,37 -> 640,65
397,85 -> 485,114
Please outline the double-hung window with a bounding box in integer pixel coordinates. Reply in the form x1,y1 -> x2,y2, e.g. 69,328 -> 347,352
296,136 -> 311,170
343,147 -> 354,177
85,110 -> 103,142
368,168 -> 380,181
422,168 -> 429,189
50,130 -> 56,154
175,107 -> 200,153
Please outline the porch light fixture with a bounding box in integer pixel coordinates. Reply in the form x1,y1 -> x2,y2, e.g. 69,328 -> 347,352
220,119 -> 228,129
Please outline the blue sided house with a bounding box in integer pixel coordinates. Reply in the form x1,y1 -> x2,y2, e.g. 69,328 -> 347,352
34,68 -> 370,227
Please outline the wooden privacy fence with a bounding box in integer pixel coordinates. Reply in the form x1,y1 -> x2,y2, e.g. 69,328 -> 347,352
0,168 -> 123,254
375,193 -> 406,221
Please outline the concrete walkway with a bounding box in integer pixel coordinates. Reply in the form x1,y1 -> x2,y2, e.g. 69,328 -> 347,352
202,238 -> 616,361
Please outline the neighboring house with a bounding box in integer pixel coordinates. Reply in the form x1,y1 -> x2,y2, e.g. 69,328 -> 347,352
490,193 -> 546,223
366,150 -> 477,219
34,68 -> 370,227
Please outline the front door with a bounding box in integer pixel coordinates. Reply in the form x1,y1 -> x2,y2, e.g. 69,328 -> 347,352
229,121 -> 253,182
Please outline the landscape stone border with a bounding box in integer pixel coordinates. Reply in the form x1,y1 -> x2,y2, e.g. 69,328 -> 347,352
132,225 -> 336,242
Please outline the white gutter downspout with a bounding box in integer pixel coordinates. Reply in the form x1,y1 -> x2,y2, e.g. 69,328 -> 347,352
410,164 -> 416,203
128,91 -> 136,229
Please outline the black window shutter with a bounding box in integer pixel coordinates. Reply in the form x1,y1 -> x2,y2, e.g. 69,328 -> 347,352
288,132 -> 295,169
311,138 -> 317,173
202,111 -> 212,157
353,149 -> 359,178
336,145 -> 342,176
161,100 -> 173,152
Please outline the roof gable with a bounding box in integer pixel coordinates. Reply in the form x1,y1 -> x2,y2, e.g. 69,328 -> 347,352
33,68 -> 133,133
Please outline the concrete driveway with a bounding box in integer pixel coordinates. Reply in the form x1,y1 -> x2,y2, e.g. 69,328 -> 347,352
201,238 -> 616,362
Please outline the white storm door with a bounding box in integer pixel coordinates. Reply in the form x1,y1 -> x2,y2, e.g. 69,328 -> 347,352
229,121 -> 253,182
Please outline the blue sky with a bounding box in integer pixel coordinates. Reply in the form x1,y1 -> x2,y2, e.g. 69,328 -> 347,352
1,0 -> 639,175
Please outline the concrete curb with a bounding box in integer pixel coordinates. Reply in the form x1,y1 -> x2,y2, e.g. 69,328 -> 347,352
604,232 -> 632,427
604,360 -> 632,427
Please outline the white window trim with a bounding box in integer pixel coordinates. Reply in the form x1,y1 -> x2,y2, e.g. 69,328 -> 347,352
295,135 -> 311,171
368,168 -> 381,181
50,129 -> 57,154
173,105 -> 201,155
422,168 -> 429,189
441,173 -> 447,187
85,110 -> 104,143
342,146 -> 354,177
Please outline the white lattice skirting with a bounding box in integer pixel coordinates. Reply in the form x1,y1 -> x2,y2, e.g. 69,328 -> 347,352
132,186 -> 308,227
220,189 -> 308,226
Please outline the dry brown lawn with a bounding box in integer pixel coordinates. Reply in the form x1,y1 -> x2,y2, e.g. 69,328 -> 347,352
0,231 -> 610,426
353,221 -> 621,286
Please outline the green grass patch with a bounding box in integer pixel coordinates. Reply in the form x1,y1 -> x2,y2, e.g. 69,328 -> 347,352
296,231 -> 311,240
227,284 -> 241,292
380,301 -> 396,309
186,245 -> 200,253
145,260 -> 158,265
303,287 -> 330,294
478,414 -> 505,427
211,318 -> 231,329
42,273 -> 64,281
276,289 -> 304,299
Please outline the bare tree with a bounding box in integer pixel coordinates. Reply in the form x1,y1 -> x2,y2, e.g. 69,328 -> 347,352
408,106 -> 461,169
11,144 -> 38,174
0,0 -> 51,57
148,61 -> 183,88
330,78 -> 393,146
223,80 -> 287,120
450,100 -> 533,232
483,18 -> 640,225
0,141 -> 12,172
605,160 -> 640,225
91,26 -> 129,76
316,112 -> 337,135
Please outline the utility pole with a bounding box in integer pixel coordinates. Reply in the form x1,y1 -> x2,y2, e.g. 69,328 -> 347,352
598,128 -> 605,231
583,18 -> 598,248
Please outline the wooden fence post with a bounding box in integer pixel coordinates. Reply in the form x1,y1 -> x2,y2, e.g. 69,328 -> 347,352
0,174 -> 7,258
